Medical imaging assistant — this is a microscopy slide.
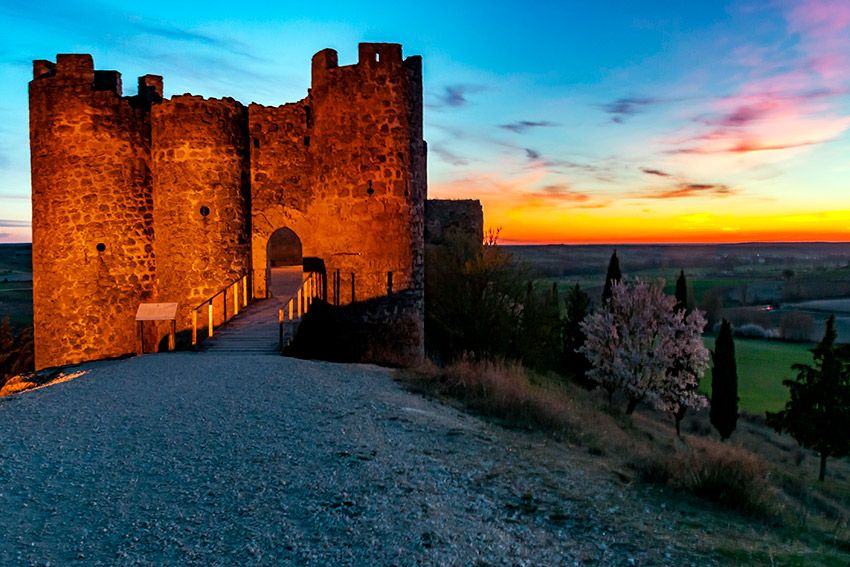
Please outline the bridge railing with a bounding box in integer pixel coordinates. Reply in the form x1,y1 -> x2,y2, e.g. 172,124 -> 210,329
191,273 -> 251,347
278,271 -> 321,351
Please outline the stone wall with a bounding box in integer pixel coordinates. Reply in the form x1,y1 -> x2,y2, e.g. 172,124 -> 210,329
285,290 -> 424,367
248,101 -> 312,299
425,199 -> 484,245
29,55 -> 157,369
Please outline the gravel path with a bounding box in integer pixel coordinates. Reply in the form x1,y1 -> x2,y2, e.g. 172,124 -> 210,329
0,353 -> 718,565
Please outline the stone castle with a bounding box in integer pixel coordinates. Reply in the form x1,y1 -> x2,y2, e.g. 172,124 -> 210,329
29,43 -> 481,370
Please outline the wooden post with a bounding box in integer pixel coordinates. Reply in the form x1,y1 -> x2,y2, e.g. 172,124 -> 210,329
351,272 -> 356,303
242,276 -> 248,307
335,269 -> 340,305
297,289 -> 302,318
137,321 -> 144,355
288,298 -> 294,320
192,310 -> 198,346
169,320 -> 176,351
306,275 -> 312,309
223,288 -> 228,321
208,302 -> 214,338
278,307 -> 284,351
233,282 -> 239,315
387,271 -> 393,295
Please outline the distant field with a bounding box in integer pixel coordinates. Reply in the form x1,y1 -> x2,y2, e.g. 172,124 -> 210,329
701,337 -> 813,415
0,243 -> 33,328
787,298 -> 850,313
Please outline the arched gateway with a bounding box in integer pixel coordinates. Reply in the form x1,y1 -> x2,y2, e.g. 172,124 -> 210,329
266,227 -> 303,300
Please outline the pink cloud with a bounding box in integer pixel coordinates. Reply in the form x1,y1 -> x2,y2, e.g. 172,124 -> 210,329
667,2 -> 850,159
785,0 -> 850,82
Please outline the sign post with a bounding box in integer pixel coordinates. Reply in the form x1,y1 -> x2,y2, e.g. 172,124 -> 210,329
135,302 -> 179,355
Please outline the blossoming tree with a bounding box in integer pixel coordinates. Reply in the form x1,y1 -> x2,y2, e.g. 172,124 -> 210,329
580,279 -> 709,421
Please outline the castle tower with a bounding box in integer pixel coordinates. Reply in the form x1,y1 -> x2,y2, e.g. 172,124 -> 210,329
249,43 -> 426,313
29,55 -> 160,369
151,96 -> 251,334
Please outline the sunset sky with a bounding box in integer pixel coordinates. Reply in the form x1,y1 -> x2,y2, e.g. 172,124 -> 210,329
0,0 -> 848,244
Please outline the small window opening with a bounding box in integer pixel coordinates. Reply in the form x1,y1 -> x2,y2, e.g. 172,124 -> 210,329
367,180 -> 374,196
303,136 -> 310,147
253,137 -> 260,149
387,271 -> 393,294
305,106 -> 312,126
96,242 -> 106,252
376,53 -> 381,62
200,205 -> 211,217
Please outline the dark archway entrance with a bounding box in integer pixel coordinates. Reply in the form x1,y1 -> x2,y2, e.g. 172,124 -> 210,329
267,227 -> 303,299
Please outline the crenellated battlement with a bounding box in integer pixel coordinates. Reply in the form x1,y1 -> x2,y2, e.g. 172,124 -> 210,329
311,43 -> 416,91
358,43 -> 402,66
138,75 -> 163,103
31,54 -> 165,104
55,54 -> 94,81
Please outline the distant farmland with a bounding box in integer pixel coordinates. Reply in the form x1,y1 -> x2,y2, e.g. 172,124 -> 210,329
0,243 -> 32,329
701,337 -> 812,415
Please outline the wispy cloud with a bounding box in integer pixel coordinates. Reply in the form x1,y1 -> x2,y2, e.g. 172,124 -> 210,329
669,137 -> 827,155
638,183 -> 736,199
430,144 -> 469,166
601,96 -> 661,123
528,184 -> 592,202
0,219 -> 30,227
498,120 -> 558,134
524,148 -> 542,160
0,0 -> 257,60
428,84 -> 486,109
640,167 -> 671,177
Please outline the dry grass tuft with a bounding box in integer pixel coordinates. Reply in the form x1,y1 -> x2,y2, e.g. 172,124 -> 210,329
405,356 -> 636,450
0,375 -> 36,396
631,439 -> 775,516
437,357 -> 572,431
0,370 -> 88,398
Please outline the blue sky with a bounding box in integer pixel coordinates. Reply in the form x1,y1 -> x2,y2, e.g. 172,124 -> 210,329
1,0 -> 849,243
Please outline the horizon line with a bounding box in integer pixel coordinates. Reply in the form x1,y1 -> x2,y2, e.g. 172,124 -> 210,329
3,239 -> 850,247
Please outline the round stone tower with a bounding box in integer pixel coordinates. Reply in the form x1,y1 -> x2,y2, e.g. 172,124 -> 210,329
29,54 -> 159,369
151,95 -> 251,334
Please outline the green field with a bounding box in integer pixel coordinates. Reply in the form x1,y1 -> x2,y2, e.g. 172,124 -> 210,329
701,337 -> 814,415
0,244 -> 33,329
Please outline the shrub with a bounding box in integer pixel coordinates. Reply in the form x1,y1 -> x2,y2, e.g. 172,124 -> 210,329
0,319 -> 34,388
425,230 -> 561,370
631,439 -> 774,515
437,357 -> 570,431
734,323 -> 776,339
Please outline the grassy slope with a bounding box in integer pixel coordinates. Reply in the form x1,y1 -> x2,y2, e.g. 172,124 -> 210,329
404,360 -> 850,564
702,337 -> 814,415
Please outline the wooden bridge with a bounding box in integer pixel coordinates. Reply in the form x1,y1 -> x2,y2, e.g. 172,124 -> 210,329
192,267 -> 319,356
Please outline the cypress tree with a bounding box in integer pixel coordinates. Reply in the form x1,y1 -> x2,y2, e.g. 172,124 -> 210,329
767,316 -> 850,481
675,269 -> 688,313
602,250 -> 622,303
710,319 -> 738,440
562,283 -> 592,388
